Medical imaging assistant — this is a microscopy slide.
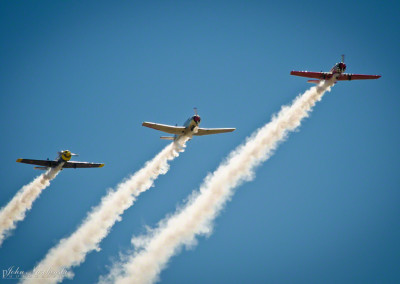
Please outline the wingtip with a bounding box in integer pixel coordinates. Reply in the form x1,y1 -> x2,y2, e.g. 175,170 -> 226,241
16,158 -> 22,163
99,163 -> 105,168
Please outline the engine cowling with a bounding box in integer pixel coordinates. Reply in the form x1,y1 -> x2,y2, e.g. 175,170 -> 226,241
61,150 -> 72,161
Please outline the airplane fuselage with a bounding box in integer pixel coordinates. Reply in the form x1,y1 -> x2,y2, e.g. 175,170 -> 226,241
330,62 -> 347,74
183,115 -> 201,131
50,158 -> 65,168
166,116 -> 202,140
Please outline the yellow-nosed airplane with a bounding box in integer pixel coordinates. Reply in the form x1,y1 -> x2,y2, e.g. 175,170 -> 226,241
142,108 -> 236,140
16,150 -> 105,170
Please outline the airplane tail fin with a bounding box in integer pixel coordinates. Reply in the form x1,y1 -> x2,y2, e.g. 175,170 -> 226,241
160,136 -> 175,140
34,166 -> 49,170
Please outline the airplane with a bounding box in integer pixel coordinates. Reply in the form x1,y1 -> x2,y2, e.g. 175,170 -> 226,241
290,55 -> 381,83
16,150 -> 105,170
142,108 -> 236,140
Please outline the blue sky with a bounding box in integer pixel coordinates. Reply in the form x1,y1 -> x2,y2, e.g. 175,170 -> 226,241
1,1 -> 399,283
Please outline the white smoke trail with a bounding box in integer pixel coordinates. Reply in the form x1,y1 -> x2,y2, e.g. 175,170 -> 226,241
0,164 -> 63,246
100,79 -> 336,284
22,137 -> 189,284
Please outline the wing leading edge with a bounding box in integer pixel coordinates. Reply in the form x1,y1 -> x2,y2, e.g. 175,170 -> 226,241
336,73 -> 381,81
16,159 -> 57,167
290,71 -> 334,80
142,122 -> 186,135
63,161 -> 105,168
194,128 -> 236,136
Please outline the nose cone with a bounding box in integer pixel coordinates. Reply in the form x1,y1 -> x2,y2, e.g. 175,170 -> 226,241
193,115 -> 201,123
339,62 -> 346,72
61,150 -> 72,161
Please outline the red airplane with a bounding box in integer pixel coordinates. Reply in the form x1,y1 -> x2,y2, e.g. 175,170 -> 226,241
290,55 -> 381,83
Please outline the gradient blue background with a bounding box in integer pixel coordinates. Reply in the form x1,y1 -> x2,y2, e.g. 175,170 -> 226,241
1,1 -> 399,283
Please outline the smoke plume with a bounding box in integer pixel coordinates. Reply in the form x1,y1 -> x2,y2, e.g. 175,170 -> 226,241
101,79 -> 335,284
22,137 -> 189,284
0,164 -> 63,246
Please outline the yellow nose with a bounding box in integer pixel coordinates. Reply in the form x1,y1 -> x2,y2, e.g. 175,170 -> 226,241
61,151 -> 72,161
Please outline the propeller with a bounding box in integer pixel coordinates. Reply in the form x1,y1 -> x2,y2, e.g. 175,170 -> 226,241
341,54 -> 345,63
194,107 -> 198,116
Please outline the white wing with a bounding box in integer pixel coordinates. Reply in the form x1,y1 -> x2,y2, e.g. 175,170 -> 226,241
142,122 -> 186,135
194,128 -> 236,136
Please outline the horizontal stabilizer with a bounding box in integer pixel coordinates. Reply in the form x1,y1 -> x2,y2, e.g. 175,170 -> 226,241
34,166 -> 48,170
160,136 -> 175,140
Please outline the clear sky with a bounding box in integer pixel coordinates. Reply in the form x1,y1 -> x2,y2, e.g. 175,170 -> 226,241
1,1 -> 399,283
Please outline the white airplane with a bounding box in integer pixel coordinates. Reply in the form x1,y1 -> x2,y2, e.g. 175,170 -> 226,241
142,108 -> 236,140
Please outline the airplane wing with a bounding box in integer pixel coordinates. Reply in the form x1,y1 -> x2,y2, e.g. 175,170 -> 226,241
63,161 -> 105,168
16,159 -> 57,167
290,71 -> 334,80
142,122 -> 186,135
336,73 -> 381,81
194,128 -> 236,136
